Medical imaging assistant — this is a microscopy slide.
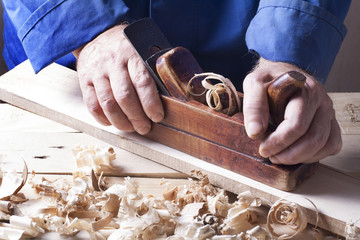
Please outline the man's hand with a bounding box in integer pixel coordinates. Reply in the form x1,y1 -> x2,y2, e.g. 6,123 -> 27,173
73,25 -> 164,135
243,58 -> 342,164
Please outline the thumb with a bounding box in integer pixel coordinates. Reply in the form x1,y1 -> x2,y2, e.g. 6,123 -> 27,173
242,70 -> 271,139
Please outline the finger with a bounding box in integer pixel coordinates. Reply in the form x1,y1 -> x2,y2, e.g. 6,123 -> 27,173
92,75 -> 134,132
242,72 -> 270,139
79,77 -> 111,126
306,119 -> 342,164
127,54 -> 164,123
259,90 -> 317,158
268,104 -> 333,165
109,63 -> 151,135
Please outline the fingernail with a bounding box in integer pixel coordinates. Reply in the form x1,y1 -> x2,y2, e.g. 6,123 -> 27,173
246,122 -> 263,138
151,113 -> 164,123
136,126 -> 151,135
260,148 -> 271,158
269,156 -> 278,163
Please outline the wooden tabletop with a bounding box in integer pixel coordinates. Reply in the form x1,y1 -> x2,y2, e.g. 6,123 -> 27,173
0,61 -> 360,237
0,102 -> 189,190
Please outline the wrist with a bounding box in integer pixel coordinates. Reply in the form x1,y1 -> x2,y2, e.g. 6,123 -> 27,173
72,24 -> 128,59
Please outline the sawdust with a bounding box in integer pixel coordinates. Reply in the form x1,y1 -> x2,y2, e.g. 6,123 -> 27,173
0,146 -> 348,239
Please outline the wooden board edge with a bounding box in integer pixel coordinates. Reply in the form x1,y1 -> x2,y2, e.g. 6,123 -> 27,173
0,86 -> 349,236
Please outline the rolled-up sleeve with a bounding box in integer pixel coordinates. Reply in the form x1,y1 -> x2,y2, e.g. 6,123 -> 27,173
245,0 -> 351,83
3,0 -> 148,73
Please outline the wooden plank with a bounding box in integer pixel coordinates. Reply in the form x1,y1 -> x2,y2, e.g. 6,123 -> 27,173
147,121 -> 318,191
0,104 -> 183,177
329,92 -> 360,134
0,60 -> 359,236
321,134 -> 360,178
0,103 -> 76,133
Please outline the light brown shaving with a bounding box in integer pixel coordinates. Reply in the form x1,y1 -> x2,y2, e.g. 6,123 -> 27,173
0,161 -> 28,201
0,147 -> 339,239
188,73 -> 241,115
267,199 -> 309,239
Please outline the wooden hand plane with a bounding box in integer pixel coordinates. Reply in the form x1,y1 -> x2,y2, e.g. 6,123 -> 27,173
123,18 -> 318,191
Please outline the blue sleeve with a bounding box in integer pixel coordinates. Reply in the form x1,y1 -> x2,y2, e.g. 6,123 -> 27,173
245,0 -> 351,83
2,0 -> 149,73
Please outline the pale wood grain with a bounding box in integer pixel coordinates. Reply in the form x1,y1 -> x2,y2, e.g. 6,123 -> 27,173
321,134 -> 360,178
0,104 -> 183,178
329,92 -> 360,134
0,60 -> 359,236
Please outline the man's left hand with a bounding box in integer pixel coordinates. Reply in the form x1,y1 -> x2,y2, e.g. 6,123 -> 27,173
242,58 -> 342,164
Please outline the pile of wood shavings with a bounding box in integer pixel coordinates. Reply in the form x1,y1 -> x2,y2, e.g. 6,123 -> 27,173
0,147 -> 348,239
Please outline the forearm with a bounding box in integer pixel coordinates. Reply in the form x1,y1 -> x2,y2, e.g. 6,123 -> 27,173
2,0 -> 146,73
245,0 -> 351,83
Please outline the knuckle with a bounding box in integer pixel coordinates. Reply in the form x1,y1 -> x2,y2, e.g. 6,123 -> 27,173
242,74 -> 254,88
115,89 -> 132,105
324,95 -> 334,107
330,136 -> 343,156
272,136 -> 289,151
328,107 -> 336,119
243,74 -> 261,89
334,141 -> 343,155
100,98 -> 118,112
310,134 -> 328,148
78,74 -> 93,86
133,74 -> 153,89
323,98 -> 336,118
87,103 -> 103,116
290,121 -> 308,137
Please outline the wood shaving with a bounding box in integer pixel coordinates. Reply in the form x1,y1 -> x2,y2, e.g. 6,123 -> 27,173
345,219 -> 360,240
267,199 -> 309,239
0,161 -> 28,200
0,148 -> 344,239
188,73 -> 241,115
73,145 -> 116,174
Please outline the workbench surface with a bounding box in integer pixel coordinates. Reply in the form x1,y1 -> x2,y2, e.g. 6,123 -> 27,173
0,101 -> 188,181
0,61 -> 360,237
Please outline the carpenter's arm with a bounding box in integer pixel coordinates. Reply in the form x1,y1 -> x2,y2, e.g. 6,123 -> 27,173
243,0 -> 351,164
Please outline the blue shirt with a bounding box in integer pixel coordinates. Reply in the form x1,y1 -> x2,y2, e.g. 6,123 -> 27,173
2,0 -> 351,87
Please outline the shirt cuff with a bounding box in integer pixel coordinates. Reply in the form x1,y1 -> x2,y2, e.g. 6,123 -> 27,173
245,0 -> 348,83
17,0 -> 132,73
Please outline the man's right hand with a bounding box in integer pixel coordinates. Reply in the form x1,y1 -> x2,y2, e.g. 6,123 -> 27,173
73,25 -> 164,135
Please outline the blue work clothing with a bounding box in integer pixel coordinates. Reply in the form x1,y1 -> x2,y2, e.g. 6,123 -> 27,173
2,0 -> 351,87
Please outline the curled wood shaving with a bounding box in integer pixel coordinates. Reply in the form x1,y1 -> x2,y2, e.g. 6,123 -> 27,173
207,190 -> 231,218
246,225 -> 271,239
222,207 -> 257,235
188,72 -> 241,115
0,148 -> 339,239
91,212 -> 112,232
0,200 -> 12,214
267,199 -> 309,239
73,145 -> 116,174
68,210 -> 100,219
101,193 -> 121,217
175,222 -> 216,240
163,173 -> 219,210
9,215 -> 45,237
0,161 -> 28,201
0,225 -> 25,239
